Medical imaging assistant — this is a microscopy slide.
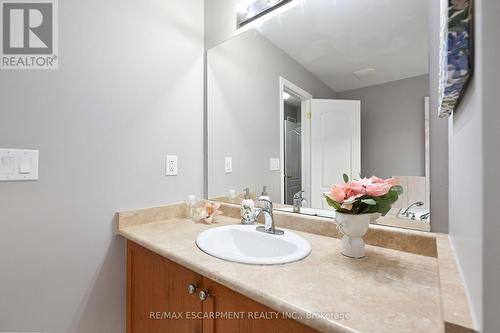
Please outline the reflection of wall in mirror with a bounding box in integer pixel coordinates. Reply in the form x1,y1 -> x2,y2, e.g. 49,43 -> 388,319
336,75 -> 429,179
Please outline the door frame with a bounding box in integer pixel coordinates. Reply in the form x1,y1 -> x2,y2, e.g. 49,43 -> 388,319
279,77 -> 312,205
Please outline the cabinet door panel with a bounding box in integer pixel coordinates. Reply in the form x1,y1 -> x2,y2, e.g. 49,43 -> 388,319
202,277 -> 318,333
127,241 -> 202,333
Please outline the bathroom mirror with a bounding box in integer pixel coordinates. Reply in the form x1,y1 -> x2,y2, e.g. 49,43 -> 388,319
207,0 -> 431,232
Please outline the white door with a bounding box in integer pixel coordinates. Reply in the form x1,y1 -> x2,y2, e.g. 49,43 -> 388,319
310,99 -> 361,209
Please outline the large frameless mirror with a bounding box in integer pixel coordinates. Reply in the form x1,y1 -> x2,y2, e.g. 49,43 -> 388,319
207,0 -> 431,231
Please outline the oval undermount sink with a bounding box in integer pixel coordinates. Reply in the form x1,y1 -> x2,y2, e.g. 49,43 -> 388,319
196,225 -> 311,265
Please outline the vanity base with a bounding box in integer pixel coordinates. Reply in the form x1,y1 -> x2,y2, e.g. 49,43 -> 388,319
127,240 -> 318,333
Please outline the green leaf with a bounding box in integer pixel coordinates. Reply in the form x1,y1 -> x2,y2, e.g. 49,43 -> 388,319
323,194 -> 341,211
385,190 -> 398,202
361,198 -> 377,205
377,200 -> 392,216
342,173 -> 349,183
391,185 -> 404,195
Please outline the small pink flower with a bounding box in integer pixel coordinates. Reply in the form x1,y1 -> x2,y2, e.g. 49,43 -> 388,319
358,177 -> 373,186
366,182 -> 392,197
344,181 -> 366,199
384,178 -> 400,186
205,202 -> 223,217
371,176 -> 384,183
329,185 -> 346,203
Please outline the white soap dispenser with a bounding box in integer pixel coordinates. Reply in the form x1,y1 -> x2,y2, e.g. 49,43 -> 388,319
259,185 -> 270,202
240,188 -> 255,225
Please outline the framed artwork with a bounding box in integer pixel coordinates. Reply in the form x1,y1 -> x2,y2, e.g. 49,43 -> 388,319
438,0 -> 473,118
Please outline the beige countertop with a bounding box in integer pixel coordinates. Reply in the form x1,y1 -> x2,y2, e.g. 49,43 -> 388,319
118,212 -> 444,333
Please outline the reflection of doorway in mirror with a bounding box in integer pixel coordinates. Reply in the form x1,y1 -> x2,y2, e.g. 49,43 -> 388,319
279,77 -> 313,206
284,100 -> 301,205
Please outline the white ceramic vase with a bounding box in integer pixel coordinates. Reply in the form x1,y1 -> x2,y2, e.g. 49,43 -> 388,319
335,212 -> 370,258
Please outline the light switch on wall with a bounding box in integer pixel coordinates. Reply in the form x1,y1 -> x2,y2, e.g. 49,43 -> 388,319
224,157 -> 233,173
165,155 -> 178,176
270,158 -> 280,171
19,157 -> 32,174
0,156 -> 15,174
0,149 -> 39,181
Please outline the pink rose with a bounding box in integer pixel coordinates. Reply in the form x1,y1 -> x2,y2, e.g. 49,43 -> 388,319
384,178 -> 400,186
371,176 -> 384,183
366,182 -> 392,197
329,185 -> 346,203
344,181 -> 366,199
358,177 -> 373,186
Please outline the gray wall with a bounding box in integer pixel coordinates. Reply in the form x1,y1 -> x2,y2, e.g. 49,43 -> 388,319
482,0 -> 500,331
442,0 -> 481,328
336,75 -> 429,179
208,30 -> 335,201
428,0 -> 450,234
0,0 -> 205,332
443,0 -> 500,330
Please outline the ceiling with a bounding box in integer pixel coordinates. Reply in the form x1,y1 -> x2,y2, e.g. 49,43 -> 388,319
258,0 -> 429,92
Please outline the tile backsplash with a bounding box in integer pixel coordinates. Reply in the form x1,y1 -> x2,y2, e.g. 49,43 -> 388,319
391,176 -> 429,213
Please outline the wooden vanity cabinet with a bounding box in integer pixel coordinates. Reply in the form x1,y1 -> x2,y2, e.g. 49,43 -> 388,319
127,241 -> 317,333
127,241 -> 203,333
201,277 -> 317,333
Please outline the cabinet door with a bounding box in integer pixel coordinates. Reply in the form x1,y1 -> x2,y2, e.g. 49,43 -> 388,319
201,277 -> 318,333
127,241 -> 203,333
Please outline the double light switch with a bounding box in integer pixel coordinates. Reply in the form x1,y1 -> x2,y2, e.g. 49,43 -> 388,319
0,149 -> 39,181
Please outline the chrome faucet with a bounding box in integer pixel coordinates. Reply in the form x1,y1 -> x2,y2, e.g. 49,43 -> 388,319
420,212 -> 431,221
293,190 -> 307,213
401,201 -> 424,217
255,198 -> 284,235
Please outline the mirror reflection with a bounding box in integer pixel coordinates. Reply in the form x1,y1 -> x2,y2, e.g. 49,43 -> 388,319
208,0 -> 430,231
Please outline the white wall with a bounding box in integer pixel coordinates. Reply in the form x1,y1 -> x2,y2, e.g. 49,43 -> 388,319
204,0 -> 237,49
207,30 -> 335,201
0,0 -> 205,332
336,75 -> 429,179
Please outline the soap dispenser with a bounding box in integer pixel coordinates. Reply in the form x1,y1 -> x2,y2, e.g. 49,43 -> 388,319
259,186 -> 270,202
240,188 -> 255,225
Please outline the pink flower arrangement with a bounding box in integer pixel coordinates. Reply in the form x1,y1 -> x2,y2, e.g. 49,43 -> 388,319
194,202 -> 223,224
324,174 -> 403,215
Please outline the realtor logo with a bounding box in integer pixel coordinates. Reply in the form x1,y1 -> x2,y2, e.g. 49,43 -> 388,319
1,0 -> 58,69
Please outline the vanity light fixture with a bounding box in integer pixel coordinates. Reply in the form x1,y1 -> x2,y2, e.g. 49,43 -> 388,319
236,0 -> 303,31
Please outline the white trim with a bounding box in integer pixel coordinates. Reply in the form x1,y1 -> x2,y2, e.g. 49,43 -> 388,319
424,96 -> 431,210
279,77 -> 312,205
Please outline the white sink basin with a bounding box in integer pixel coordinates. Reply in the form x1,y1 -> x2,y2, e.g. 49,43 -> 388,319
196,225 -> 311,265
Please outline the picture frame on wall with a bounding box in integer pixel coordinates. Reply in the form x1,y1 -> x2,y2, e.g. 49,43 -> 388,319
438,0 -> 473,118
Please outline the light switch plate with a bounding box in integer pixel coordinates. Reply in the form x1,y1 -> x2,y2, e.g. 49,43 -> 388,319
0,149 -> 39,181
270,158 -> 280,171
165,155 -> 178,176
224,157 -> 233,173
